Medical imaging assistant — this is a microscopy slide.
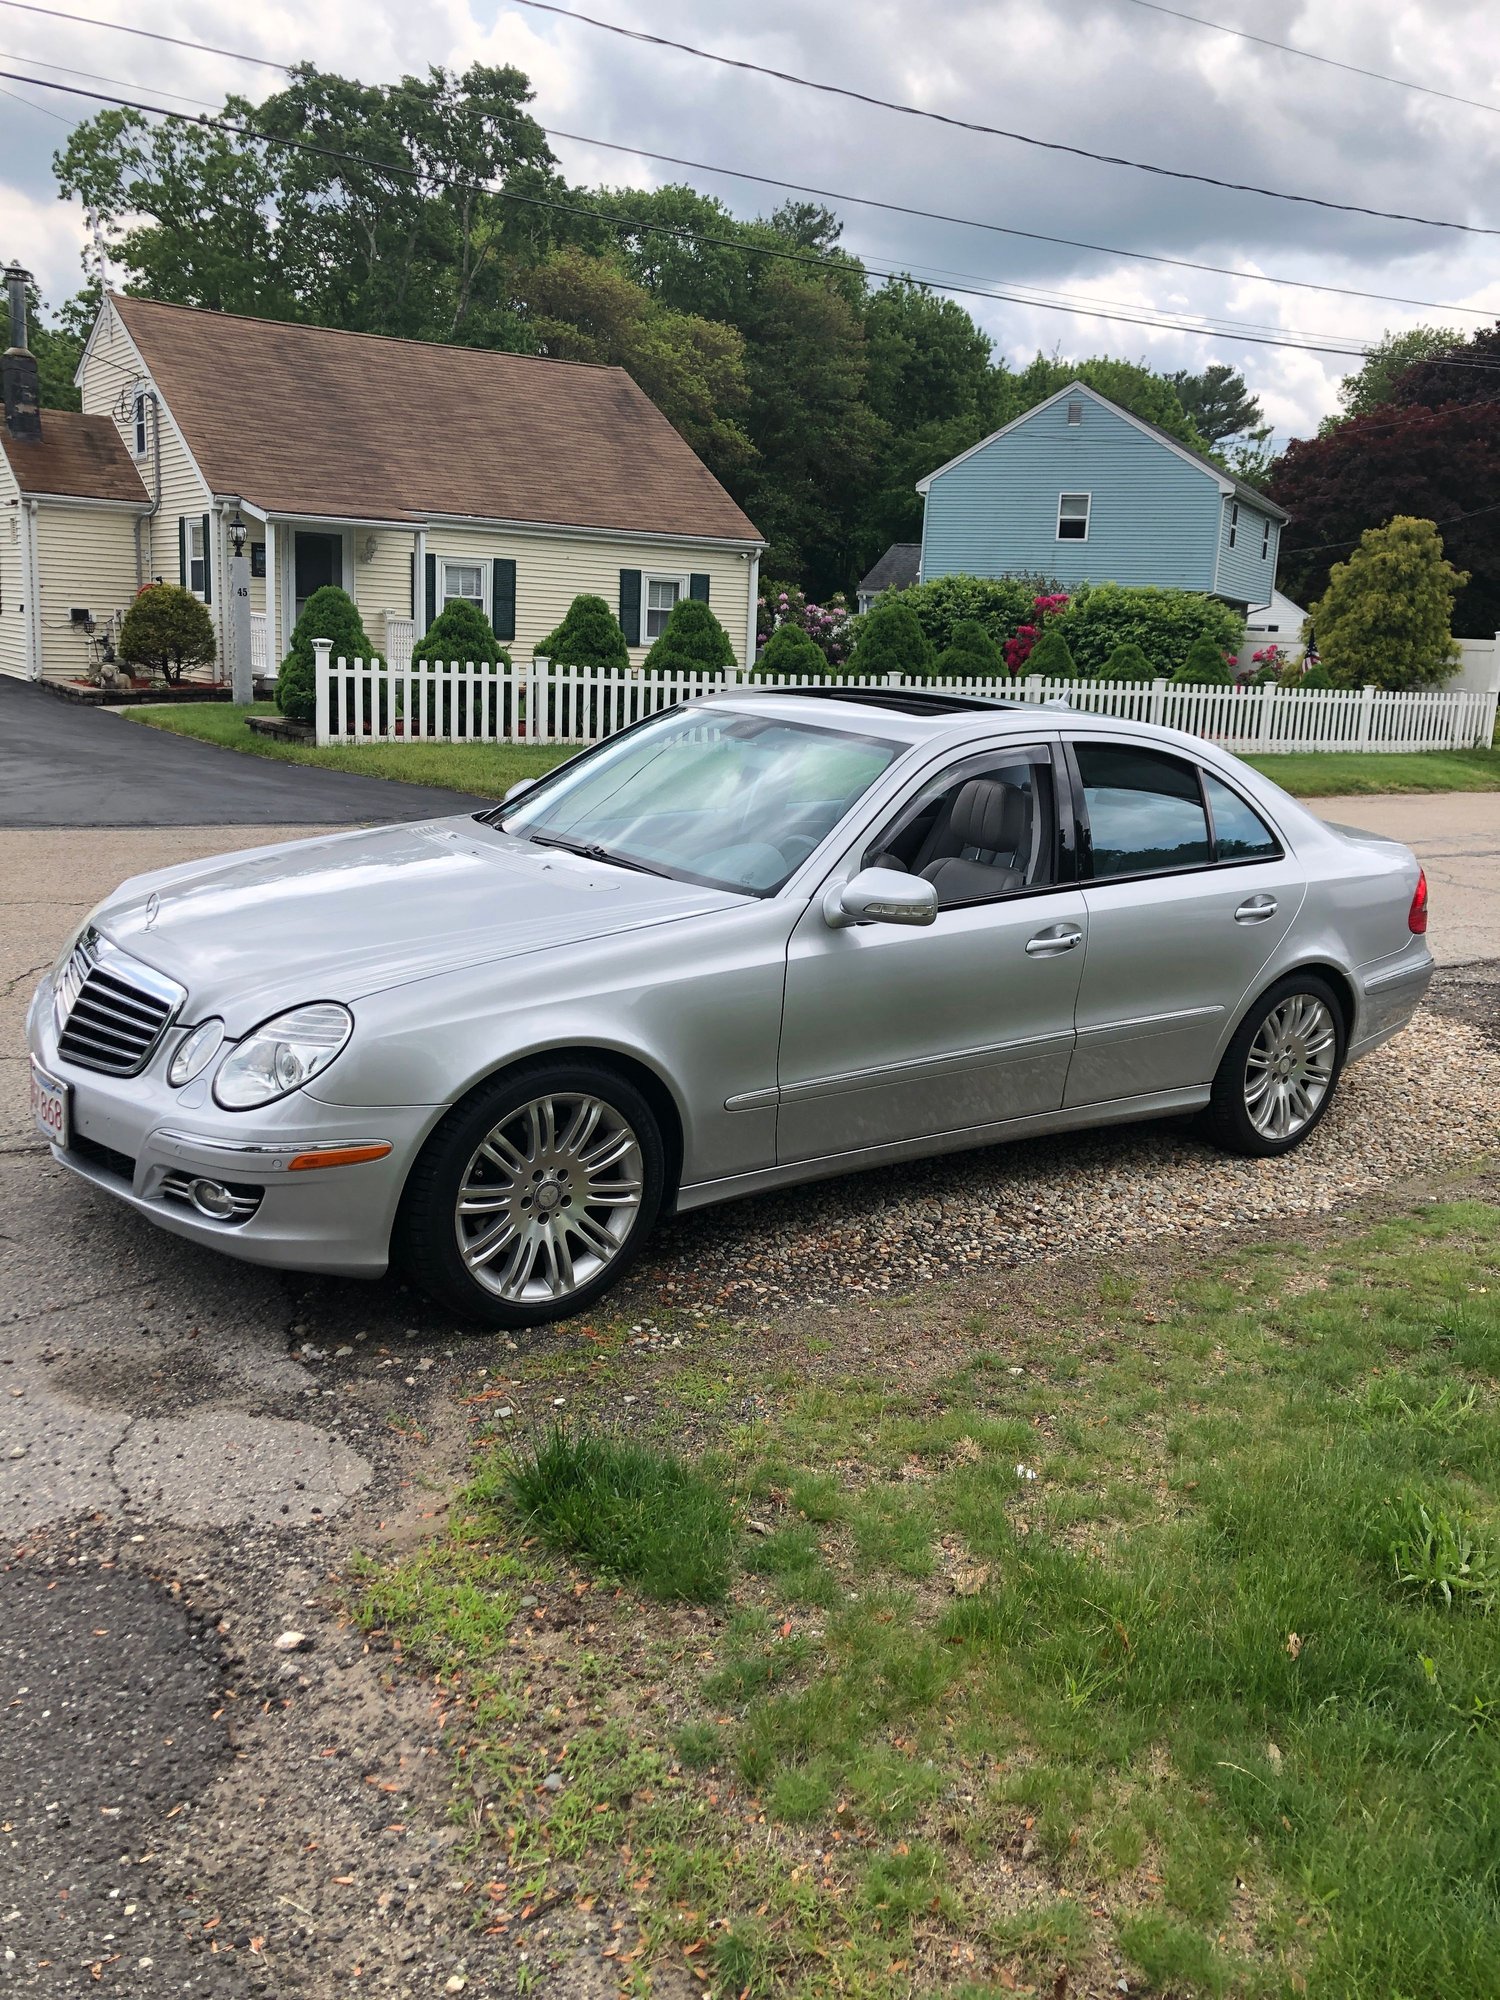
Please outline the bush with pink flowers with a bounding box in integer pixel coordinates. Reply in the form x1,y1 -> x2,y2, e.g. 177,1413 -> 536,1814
756,581 -> 853,670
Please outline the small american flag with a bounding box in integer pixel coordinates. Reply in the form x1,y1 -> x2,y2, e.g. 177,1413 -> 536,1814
1302,626 -> 1320,668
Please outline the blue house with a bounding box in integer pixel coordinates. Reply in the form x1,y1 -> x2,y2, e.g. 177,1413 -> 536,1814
915,381 -> 1288,613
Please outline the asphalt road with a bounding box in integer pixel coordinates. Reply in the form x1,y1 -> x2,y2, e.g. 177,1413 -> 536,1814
0,680 -> 485,827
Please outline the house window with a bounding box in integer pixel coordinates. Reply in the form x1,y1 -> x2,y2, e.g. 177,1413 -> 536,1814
1057,493 -> 1090,541
1261,518 -> 1271,560
188,518 -> 206,596
131,392 -> 148,457
1066,399 -> 1083,426
1228,501 -> 1239,549
442,561 -> 485,612
645,574 -> 686,641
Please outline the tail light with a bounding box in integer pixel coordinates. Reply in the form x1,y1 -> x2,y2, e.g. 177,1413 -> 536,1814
1408,869 -> 1428,935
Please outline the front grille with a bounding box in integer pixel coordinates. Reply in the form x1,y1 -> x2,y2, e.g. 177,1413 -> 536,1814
159,1170 -> 263,1225
54,928 -> 185,1077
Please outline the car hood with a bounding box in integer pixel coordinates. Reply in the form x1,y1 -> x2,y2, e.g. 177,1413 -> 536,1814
88,817 -> 740,1027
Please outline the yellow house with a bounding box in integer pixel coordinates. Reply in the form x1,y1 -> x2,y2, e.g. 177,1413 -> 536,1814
3,285 -> 763,686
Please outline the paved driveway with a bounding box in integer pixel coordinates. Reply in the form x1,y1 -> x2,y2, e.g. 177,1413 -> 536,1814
1303,790 -> 1500,964
0,678 -> 484,827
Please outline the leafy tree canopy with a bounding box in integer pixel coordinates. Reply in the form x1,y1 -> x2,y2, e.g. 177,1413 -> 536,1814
1309,516 -> 1466,690
1330,325 -> 1465,422
1169,364 -> 1266,445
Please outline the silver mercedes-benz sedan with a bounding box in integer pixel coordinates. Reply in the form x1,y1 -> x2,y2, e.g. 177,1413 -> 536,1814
27,689 -> 1433,1328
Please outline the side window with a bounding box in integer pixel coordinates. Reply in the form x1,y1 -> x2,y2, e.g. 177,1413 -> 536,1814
1203,773 -> 1280,862
866,748 -> 1057,909
1075,743 -> 1210,879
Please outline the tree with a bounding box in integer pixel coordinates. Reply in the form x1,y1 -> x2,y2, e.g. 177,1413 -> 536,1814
1173,634 -> 1233,684
1308,516 -> 1465,690
1024,625 -> 1078,678
853,593 -> 936,679
1169,364 -> 1266,445
1000,355 -> 1211,453
120,583 -> 215,685
752,621 -> 827,678
643,597 -> 736,676
1331,326 -> 1465,422
536,593 -> 629,673
278,585 -> 372,723
934,619 -> 1003,679
1101,640 -> 1157,682
1269,401 -> 1500,636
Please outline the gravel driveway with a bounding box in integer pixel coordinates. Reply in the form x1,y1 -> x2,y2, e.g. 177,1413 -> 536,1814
2,814 -> 1496,1998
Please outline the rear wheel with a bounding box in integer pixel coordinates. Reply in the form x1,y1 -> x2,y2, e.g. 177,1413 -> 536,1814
397,1061 -> 664,1329
1203,973 -> 1345,1157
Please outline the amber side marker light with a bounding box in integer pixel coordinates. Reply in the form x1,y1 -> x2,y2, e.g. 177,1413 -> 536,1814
286,1143 -> 393,1172
1408,869 -> 1429,935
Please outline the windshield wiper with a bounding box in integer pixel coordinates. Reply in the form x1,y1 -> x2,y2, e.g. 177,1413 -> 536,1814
525,831 -> 670,878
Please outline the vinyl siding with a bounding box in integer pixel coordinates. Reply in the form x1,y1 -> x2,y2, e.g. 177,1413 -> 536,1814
354,531 -> 416,652
420,526 -> 755,666
0,453 -> 25,680
921,394 -> 1223,594
1215,498 -> 1279,609
33,503 -> 142,683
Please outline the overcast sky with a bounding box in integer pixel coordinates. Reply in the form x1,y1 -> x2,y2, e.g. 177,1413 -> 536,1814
4,0 -> 1499,440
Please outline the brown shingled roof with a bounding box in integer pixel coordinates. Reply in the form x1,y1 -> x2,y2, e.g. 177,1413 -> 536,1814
110,295 -> 761,543
1,409 -> 148,503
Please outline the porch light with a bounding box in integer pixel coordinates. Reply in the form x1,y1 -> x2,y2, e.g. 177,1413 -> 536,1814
226,500 -> 247,558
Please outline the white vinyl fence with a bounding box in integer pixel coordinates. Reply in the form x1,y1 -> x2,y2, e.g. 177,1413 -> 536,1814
308,641 -> 1500,755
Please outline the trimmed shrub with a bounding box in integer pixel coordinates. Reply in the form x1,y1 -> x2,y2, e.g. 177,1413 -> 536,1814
752,622 -> 827,678
854,593 -> 937,680
1101,640 -> 1157,683
414,597 -> 512,736
1024,624 -> 1078,678
536,593 -> 630,674
934,618 -> 1004,680
1308,516 -> 1466,690
277,585 -> 373,726
1055,581 -> 1244,679
898,573 -> 1061,652
1173,635 -> 1234,685
119,583 -> 216,687
644,596 -> 736,677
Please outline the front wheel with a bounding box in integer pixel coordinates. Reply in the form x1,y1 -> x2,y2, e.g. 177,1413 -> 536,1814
1203,974 -> 1346,1157
396,1061 -> 665,1329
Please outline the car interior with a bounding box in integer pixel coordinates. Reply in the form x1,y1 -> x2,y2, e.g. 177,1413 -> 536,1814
868,757 -> 1053,907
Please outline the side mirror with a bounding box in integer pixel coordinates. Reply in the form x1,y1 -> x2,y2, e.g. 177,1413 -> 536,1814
501,778 -> 536,804
823,866 -> 938,930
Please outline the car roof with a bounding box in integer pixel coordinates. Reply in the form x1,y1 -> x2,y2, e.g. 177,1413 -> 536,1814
698,686 -> 1045,745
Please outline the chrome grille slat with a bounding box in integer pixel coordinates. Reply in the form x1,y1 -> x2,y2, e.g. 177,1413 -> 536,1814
159,1170 -> 263,1225
53,928 -> 185,1077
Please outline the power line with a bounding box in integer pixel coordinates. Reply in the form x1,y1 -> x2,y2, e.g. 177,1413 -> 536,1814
1,63 -> 1399,362
0,71 -> 70,119
0,46 -> 231,110
503,0 -> 1500,237
7,0 -> 1498,321
1117,0 -> 1500,118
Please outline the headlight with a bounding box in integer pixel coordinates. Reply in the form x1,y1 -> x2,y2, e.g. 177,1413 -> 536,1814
51,917 -> 92,978
168,1018 -> 225,1087
212,1003 -> 353,1110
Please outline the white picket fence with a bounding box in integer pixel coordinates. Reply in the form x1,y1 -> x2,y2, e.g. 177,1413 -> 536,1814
308,642 -> 1500,754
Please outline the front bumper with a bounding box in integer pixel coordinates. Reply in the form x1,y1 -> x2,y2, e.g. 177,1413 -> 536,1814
26,975 -> 439,1278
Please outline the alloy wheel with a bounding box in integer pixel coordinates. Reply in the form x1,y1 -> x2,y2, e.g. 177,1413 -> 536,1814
1243,994 -> 1337,1142
453,1092 -> 644,1303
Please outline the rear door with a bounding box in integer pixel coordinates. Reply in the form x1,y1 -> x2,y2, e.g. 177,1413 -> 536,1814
776,738 -> 1089,1164
1062,739 -> 1307,1106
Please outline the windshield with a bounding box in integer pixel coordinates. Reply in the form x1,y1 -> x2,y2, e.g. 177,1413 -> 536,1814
500,708 -> 902,895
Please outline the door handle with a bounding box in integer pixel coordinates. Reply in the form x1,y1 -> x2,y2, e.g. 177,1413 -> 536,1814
1234,894 -> 1278,923
1026,923 -> 1084,956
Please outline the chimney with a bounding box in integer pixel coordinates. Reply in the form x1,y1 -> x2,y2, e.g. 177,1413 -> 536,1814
3,265 -> 42,443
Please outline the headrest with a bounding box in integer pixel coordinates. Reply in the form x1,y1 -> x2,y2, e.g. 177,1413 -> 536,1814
949,777 -> 1027,855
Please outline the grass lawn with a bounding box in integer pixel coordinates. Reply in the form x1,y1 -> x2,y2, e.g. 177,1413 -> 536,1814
352,1189 -> 1500,1998
122,702 -> 1500,801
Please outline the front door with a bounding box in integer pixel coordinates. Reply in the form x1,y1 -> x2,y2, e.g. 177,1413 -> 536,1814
1062,739 -> 1308,1106
293,532 -> 342,625
777,740 -> 1088,1165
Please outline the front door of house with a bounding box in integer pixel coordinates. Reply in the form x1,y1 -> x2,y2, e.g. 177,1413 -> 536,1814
293,532 -> 342,625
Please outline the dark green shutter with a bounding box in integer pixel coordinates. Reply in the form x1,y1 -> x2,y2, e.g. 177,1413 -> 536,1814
492,557 -> 516,642
619,568 -> 642,647
177,516 -> 187,588
201,512 -> 212,604
424,552 -> 437,629
689,572 -> 710,602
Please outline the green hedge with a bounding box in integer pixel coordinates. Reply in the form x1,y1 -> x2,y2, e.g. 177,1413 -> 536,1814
1056,582 -> 1245,679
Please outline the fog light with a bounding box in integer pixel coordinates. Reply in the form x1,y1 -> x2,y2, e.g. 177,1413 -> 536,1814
188,1176 -> 238,1220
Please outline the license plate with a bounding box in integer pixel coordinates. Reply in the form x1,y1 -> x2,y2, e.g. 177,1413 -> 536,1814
30,1059 -> 69,1149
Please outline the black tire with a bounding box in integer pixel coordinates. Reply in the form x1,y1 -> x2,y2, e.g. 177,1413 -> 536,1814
1202,972 -> 1347,1158
395,1059 -> 665,1330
